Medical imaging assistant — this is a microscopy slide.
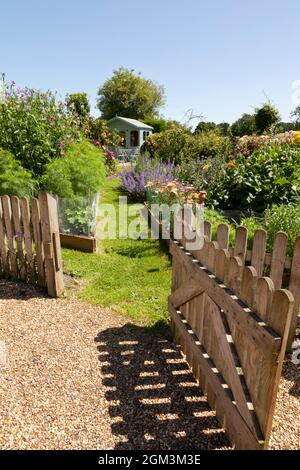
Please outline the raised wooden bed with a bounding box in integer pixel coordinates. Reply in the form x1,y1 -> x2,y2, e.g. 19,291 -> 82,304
60,233 -> 97,253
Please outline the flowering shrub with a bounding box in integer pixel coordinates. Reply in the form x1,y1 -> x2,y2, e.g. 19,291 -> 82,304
92,141 -> 117,174
207,143 -> 300,211
0,82 -> 80,177
234,132 -> 295,157
179,131 -> 232,162
120,157 -> 178,201
144,128 -> 189,164
293,131 -> 300,147
179,154 -> 227,191
146,180 -> 206,206
144,128 -> 231,164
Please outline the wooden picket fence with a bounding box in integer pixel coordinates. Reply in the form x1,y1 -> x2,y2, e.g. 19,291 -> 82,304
202,221 -> 300,349
169,220 -> 294,449
0,193 -> 64,297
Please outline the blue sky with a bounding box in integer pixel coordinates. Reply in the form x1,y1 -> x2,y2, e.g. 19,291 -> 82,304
1,0 -> 300,124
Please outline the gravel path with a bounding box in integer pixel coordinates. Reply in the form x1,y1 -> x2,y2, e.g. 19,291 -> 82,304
0,279 -> 298,449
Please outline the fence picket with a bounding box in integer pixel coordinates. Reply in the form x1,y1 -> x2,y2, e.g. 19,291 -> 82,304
39,192 -> 64,297
269,232 -> 288,289
287,236 -> 300,349
234,226 -> 248,264
204,221 -> 212,241
20,197 -> 35,283
0,201 -> 8,276
253,277 -> 274,322
0,193 -> 63,297
1,195 -> 18,278
31,197 -> 45,287
217,223 -> 229,250
11,196 -> 26,282
227,256 -> 242,296
240,266 -> 257,307
215,248 -> 229,283
251,229 -> 267,277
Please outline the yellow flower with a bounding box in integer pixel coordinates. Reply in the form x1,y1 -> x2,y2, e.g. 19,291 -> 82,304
203,163 -> 211,171
293,131 -> 300,146
226,160 -> 236,168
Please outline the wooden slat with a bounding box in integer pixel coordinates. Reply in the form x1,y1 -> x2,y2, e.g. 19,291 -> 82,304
11,196 -> 26,282
206,241 -> 218,273
251,229 -> 267,277
234,226 -> 248,264
262,289 -> 294,444
287,236 -> 300,348
217,223 -> 229,250
0,201 -> 8,276
169,284 -> 205,309
212,302 -> 262,439
1,195 -> 18,278
204,221 -> 212,241
240,266 -> 257,307
31,198 -> 45,287
169,302 -> 264,450
253,277 -> 274,322
20,197 -> 35,283
227,256 -> 242,296
39,193 -> 64,297
215,248 -> 229,283
269,232 -> 287,289
170,241 -> 281,360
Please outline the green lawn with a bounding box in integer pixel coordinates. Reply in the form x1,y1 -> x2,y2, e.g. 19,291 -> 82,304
62,178 -> 172,326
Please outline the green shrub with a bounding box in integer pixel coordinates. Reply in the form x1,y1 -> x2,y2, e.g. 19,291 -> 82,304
208,143 -> 300,211
179,130 -> 232,162
41,140 -> 106,198
0,83 -> 80,177
67,92 -> 90,123
143,118 -> 167,133
144,128 -> 231,165
179,154 -> 227,192
239,216 -> 263,249
204,208 -> 235,243
264,204 -> 300,256
144,127 -> 190,164
0,148 -> 34,197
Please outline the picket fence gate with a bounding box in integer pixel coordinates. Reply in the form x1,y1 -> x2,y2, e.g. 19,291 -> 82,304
168,215 -> 295,450
201,221 -> 300,349
0,192 -> 64,297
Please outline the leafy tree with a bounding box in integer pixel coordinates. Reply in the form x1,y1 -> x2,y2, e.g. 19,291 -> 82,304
276,121 -> 300,132
254,104 -> 280,134
143,118 -> 167,133
231,113 -> 256,136
217,122 -> 231,136
67,92 -> 90,122
291,105 -> 300,123
97,68 -> 165,120
194,121 -> 217,134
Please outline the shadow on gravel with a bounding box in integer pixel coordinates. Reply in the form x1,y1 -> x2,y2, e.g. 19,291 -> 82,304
281,358 -> 300,398
95,323 -> 230,450
0,279 -> 46,300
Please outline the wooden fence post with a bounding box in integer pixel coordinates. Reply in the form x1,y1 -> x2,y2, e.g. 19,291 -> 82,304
39,192 -> 64,297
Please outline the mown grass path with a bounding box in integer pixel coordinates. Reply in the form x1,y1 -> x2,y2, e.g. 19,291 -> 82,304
62,178 -> 172,326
